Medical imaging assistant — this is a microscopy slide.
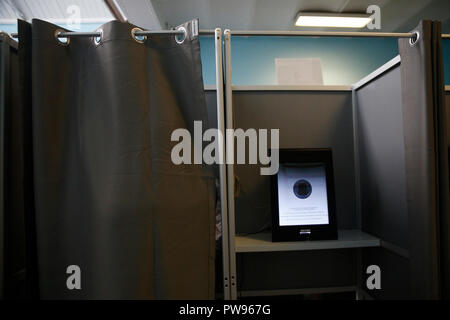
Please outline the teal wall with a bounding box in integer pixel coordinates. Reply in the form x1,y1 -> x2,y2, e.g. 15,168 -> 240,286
200,35 -> 450,86
200,36 -> 399,85
199,35 -> 216,85
444,39 -> 450,85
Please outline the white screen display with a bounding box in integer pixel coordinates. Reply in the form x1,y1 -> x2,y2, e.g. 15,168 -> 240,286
277,164 -> 329,226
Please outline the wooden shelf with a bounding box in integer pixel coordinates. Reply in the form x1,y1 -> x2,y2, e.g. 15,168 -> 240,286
235,229 -> 380,253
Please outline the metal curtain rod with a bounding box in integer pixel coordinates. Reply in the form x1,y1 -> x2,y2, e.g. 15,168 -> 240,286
9,29 -> 215,38
7,29 -> 450,39
230,30 -> 450,39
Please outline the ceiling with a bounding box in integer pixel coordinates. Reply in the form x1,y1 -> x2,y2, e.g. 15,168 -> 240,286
1,0 -> 450,33
0,0 -> 163,30
0,0 -> 113,23
152,0 -> 450,32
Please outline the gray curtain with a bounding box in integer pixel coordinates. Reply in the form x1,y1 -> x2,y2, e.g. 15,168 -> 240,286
398,20 -> 449,299
1,32 -> 28,299
18,19 -> 215,299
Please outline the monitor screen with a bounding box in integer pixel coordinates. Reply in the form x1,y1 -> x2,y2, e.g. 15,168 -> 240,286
277,164 -> 329,226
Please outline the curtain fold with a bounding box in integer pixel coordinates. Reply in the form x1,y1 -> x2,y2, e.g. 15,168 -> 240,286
1,31 -> 27,299
398,20 -> 449,299
430,20 -> 450,300
17,18 -> 215,299
17,20 -> 39,300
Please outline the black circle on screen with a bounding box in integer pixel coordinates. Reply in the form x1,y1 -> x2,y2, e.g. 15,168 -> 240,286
293,179 -> 312,199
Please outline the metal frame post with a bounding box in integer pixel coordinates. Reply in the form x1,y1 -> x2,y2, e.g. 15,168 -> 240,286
223,29 -> 238,300
214,28 -> 231,300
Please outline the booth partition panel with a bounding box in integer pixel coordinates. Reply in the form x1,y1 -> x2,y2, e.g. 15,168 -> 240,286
354,21 -> 449,299
354,58 -> 410,299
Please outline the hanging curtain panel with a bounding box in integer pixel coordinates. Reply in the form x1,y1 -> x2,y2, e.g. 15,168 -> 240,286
0,32 -> 28,299
18,19 -> 215,299
398,20 -> 450,299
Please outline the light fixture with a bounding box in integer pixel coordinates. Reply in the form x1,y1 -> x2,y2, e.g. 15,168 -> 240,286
295,12 -> 372,28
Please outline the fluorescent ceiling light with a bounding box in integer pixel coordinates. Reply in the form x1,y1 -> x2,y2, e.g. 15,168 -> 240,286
295,12 -> 371,28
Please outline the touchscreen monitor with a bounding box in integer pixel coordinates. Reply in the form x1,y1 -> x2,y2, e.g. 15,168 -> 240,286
271,149 -> 337,241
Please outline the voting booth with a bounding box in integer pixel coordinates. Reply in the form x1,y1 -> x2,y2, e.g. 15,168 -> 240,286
1,19 -> 449,300
222,21 -> 450,300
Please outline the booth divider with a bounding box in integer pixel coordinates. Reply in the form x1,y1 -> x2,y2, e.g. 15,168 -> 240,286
353,55 -> 410,299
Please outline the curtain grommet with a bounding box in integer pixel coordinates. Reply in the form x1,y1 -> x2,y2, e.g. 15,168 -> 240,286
131,27 -> 147,43
409,31 -> 420,47
175,26 -> 187,44
93,29 -> 103,46
55,29 -> 70,46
